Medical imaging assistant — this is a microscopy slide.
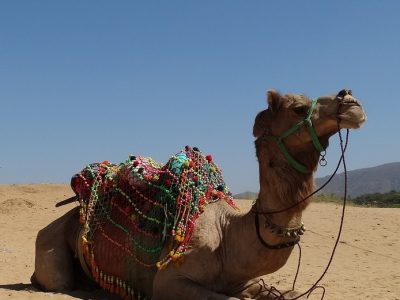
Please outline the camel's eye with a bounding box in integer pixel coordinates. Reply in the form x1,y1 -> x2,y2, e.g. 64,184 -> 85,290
292,105 -> 309,115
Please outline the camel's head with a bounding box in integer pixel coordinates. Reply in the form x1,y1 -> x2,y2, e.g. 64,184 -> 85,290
253,89 -> 366,173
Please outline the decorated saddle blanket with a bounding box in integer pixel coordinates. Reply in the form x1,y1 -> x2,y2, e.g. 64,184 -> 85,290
71,146 -> 237,300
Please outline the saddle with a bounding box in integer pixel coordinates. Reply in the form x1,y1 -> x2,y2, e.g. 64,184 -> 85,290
70,146 -> 237,299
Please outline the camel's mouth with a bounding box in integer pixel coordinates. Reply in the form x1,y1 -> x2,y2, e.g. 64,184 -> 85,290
337,99 -> 367,129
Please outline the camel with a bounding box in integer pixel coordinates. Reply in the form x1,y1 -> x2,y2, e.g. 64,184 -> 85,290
31,89 -> 366,300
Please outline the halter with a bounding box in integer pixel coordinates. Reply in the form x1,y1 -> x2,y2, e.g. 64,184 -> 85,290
259,99 -> 326,174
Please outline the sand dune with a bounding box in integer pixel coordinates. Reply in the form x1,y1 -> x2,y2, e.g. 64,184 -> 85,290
0,184 -> 399,299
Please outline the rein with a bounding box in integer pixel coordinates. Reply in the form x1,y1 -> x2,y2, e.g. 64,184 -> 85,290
251,98 -> 333,250
252,123 -> 350,300
292,126 -> 350,300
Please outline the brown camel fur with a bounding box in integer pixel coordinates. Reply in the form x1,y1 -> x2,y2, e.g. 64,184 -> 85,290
31,89 -> 366,299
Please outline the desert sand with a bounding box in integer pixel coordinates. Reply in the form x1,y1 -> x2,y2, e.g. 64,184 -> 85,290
0,184 -> 399,300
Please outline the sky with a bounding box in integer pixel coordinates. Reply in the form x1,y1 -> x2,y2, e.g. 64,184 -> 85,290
1,1 -> 399,194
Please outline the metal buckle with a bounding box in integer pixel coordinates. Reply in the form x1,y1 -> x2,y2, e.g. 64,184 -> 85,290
319,150 -> 327,166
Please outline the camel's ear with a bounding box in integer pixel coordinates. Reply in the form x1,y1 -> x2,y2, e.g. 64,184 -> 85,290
253,110 -> 268,138
267,90 -> 282,113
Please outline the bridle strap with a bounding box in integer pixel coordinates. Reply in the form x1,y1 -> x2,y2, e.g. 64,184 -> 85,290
259,99 -> 325,174
304,100 -> 325,153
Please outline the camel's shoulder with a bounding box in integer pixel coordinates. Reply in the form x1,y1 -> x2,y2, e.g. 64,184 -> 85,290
189,201 -> 239,247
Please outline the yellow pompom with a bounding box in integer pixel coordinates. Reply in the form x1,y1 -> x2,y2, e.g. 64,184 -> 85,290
171,253 -> 181,261
175,234 -> 183,242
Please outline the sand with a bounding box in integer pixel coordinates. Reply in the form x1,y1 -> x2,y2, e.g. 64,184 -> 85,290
0,184 -> 399,299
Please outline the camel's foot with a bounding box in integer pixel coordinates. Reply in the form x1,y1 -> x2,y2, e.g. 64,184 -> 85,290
281,290 -> 306,299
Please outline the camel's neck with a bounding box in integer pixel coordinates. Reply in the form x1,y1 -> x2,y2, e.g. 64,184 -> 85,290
219,156 -> 316,286
256,163 -> 315,228
210,141 -> 320,293
248,161 -> 314,257
256,142 -> 317,222
257,170 -> 314,216
216,145 -> 318,288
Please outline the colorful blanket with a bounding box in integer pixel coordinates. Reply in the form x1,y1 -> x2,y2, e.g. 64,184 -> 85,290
71,146 -> 237,299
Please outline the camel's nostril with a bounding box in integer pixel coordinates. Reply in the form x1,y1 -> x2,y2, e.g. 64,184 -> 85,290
336,89 -> 352,100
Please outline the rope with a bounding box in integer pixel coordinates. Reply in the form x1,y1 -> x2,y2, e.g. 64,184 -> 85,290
291,126 -> 349,300
291,243 -> 302,292
252,122 -> 350,300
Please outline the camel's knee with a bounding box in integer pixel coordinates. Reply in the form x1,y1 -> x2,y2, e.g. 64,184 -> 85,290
33,218 -> 76,291
33,242 -> 75,291
32,207 -> 81,291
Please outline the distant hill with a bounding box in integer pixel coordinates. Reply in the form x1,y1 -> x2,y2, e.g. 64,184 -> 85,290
233,191 -> 258,200
316,162 -> 400,197
234,162 -> 400,199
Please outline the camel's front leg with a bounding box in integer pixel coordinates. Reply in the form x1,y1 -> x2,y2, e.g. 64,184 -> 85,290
153,271 -> 241,300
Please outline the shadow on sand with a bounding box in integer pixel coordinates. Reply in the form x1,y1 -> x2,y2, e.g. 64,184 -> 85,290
0,283 -> 120,300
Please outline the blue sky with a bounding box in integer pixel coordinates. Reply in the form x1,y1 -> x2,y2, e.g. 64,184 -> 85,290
1,1 -> 399,194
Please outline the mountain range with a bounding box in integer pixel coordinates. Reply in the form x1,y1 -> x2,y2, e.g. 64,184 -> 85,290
234,162 -> 400,199
315,162 -> 400,197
